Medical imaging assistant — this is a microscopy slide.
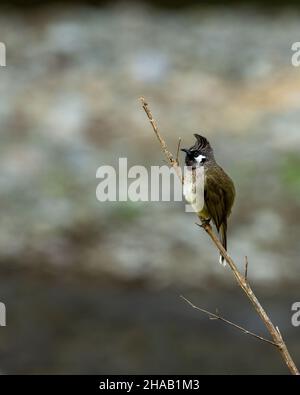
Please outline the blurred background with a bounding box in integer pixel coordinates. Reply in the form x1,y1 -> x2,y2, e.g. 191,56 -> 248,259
0,0 -> 300,374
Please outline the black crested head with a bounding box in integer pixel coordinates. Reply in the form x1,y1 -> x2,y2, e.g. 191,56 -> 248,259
193,134 -> 213,153
181,134 -> 214,168
194,133 -> 209,148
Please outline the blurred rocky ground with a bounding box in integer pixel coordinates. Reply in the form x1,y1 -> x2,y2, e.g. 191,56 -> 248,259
0,2 -> 299,285
0,2 -> 299,373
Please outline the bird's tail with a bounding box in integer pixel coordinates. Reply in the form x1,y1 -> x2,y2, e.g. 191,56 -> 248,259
219,221 -> 227,267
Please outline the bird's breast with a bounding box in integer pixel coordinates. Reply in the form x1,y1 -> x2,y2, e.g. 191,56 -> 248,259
183,168 -> 205,213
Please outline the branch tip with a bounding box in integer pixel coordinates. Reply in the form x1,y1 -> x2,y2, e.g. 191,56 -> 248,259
181,295 -> 277,347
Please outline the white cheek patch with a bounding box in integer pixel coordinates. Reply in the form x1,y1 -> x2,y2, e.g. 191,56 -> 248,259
195,154 -> 206,164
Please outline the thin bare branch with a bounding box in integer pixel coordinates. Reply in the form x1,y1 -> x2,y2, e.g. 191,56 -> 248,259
176,137 -> 182,166
180,295 -> 277,347
140,97 -> 183,183
196,221 -> 299,375
140,97 -> 299,375
244,256 -> 249,282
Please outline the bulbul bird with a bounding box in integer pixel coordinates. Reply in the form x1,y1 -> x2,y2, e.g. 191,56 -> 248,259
181,134 -> 235,266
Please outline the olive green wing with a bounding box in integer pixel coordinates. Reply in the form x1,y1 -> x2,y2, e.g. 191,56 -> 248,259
222,172 -> 235,217
204,173 -> 227,231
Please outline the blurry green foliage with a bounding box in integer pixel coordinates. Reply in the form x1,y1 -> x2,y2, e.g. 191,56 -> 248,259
112,202 -> 143,222
280,154 -> 300,198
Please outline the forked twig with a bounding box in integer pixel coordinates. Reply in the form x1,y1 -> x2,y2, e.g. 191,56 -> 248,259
180,295 -> 277,347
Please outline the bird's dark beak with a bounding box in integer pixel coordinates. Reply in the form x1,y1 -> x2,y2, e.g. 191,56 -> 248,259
180,148 -> 189,154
